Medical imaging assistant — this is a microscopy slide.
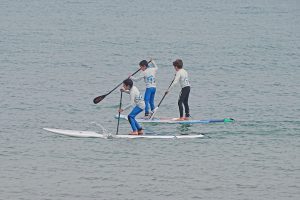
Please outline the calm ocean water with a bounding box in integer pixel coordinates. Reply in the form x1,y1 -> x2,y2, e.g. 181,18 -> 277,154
1,0 -> 299,199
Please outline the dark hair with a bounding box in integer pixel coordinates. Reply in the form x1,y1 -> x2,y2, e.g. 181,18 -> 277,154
123,78 -> 133,88
173,59 -> 183,69
139,60 -> 148,67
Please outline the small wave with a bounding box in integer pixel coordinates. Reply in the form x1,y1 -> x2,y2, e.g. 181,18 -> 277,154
89,122 -> 112,137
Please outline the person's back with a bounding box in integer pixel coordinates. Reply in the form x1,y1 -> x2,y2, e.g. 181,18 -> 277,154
142,65 -> 157,88
175,68 -> 190,89
128,86 -> 145,110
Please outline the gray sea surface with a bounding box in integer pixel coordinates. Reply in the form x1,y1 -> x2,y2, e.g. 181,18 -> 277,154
1,0 -> 299,199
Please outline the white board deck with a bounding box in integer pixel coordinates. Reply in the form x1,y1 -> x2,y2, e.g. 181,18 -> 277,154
43,128 -> 106,138
43,128 -> 204,139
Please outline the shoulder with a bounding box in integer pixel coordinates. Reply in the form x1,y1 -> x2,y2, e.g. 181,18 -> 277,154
132,86 -> 139,92
178,69 -> 185,74
145,68 -> 155,72
182,68 -> 188,74
148,68 -> 157,73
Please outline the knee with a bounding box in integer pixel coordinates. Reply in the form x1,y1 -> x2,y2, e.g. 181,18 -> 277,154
144,96 -> 150,102
128,114 -> 134,119
178,101 -> 183,106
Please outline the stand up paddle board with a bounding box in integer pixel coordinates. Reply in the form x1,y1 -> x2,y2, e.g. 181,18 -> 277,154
115,114 -> 234,124
43,128 -> 204,139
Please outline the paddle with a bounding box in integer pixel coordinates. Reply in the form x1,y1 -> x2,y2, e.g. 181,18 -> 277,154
93,69 -> 140,104
150,75 -> 176,119
116,91 -> 123,135
93,60 -> 152,104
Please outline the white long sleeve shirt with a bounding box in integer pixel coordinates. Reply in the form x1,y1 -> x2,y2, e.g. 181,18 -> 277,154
131,60 -> 158,88
169,68 -> 191,90
122,86 -> 145,110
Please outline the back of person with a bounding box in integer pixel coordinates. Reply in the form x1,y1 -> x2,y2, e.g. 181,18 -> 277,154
129,86 -> 145,110
143,67 -> 157,88
177,68 -> 190,89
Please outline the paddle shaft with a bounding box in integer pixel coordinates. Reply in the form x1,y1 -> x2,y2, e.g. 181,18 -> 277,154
158,75 -> 176,107
93,60 -> 152,104
116,91 -> 123,135
93,68 -> 140,103
150,75 -> 175,119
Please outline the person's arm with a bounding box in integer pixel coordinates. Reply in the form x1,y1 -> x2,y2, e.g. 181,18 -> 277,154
120,88 -> 130,94
130,71 -> 144,82
150,60 -> 158,71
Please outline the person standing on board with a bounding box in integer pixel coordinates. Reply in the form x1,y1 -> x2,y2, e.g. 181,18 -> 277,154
130,59 -> 158,118
119,79 -> 145,135
166,59 -> 191,121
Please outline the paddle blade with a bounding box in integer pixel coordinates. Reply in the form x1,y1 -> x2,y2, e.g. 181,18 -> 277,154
93,95 -> 106,104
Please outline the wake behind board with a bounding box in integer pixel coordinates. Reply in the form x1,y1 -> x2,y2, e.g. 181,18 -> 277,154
115,114 -> 234,124
43,128 -> 203,139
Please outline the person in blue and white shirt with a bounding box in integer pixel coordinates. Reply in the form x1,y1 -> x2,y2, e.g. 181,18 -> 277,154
119,79 -> 145,135
130,59 -> 158,117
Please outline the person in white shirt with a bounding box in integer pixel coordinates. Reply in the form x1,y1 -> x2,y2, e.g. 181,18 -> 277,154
166,59 -> 191,120
119,79 -> 145,135
130,59 -> 158,117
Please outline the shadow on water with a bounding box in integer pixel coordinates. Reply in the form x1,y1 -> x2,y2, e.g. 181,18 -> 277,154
176,124 -> 192,134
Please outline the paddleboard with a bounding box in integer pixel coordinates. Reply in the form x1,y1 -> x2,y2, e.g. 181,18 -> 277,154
43,128 -> 204,139
115,114 -> 234,124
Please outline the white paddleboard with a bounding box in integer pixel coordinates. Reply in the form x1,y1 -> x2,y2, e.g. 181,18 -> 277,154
43,128 -> 203,139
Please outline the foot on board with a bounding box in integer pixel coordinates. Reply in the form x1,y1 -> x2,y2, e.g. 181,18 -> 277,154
129,131 -> 139,135
142,115 -> 150,120
137,129 -> 144,135
175,117 -> 185,121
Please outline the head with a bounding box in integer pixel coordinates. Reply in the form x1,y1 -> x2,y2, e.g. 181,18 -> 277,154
173,59 -> 183,71
139,60 -> 148,71
123,78 -> 133,90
